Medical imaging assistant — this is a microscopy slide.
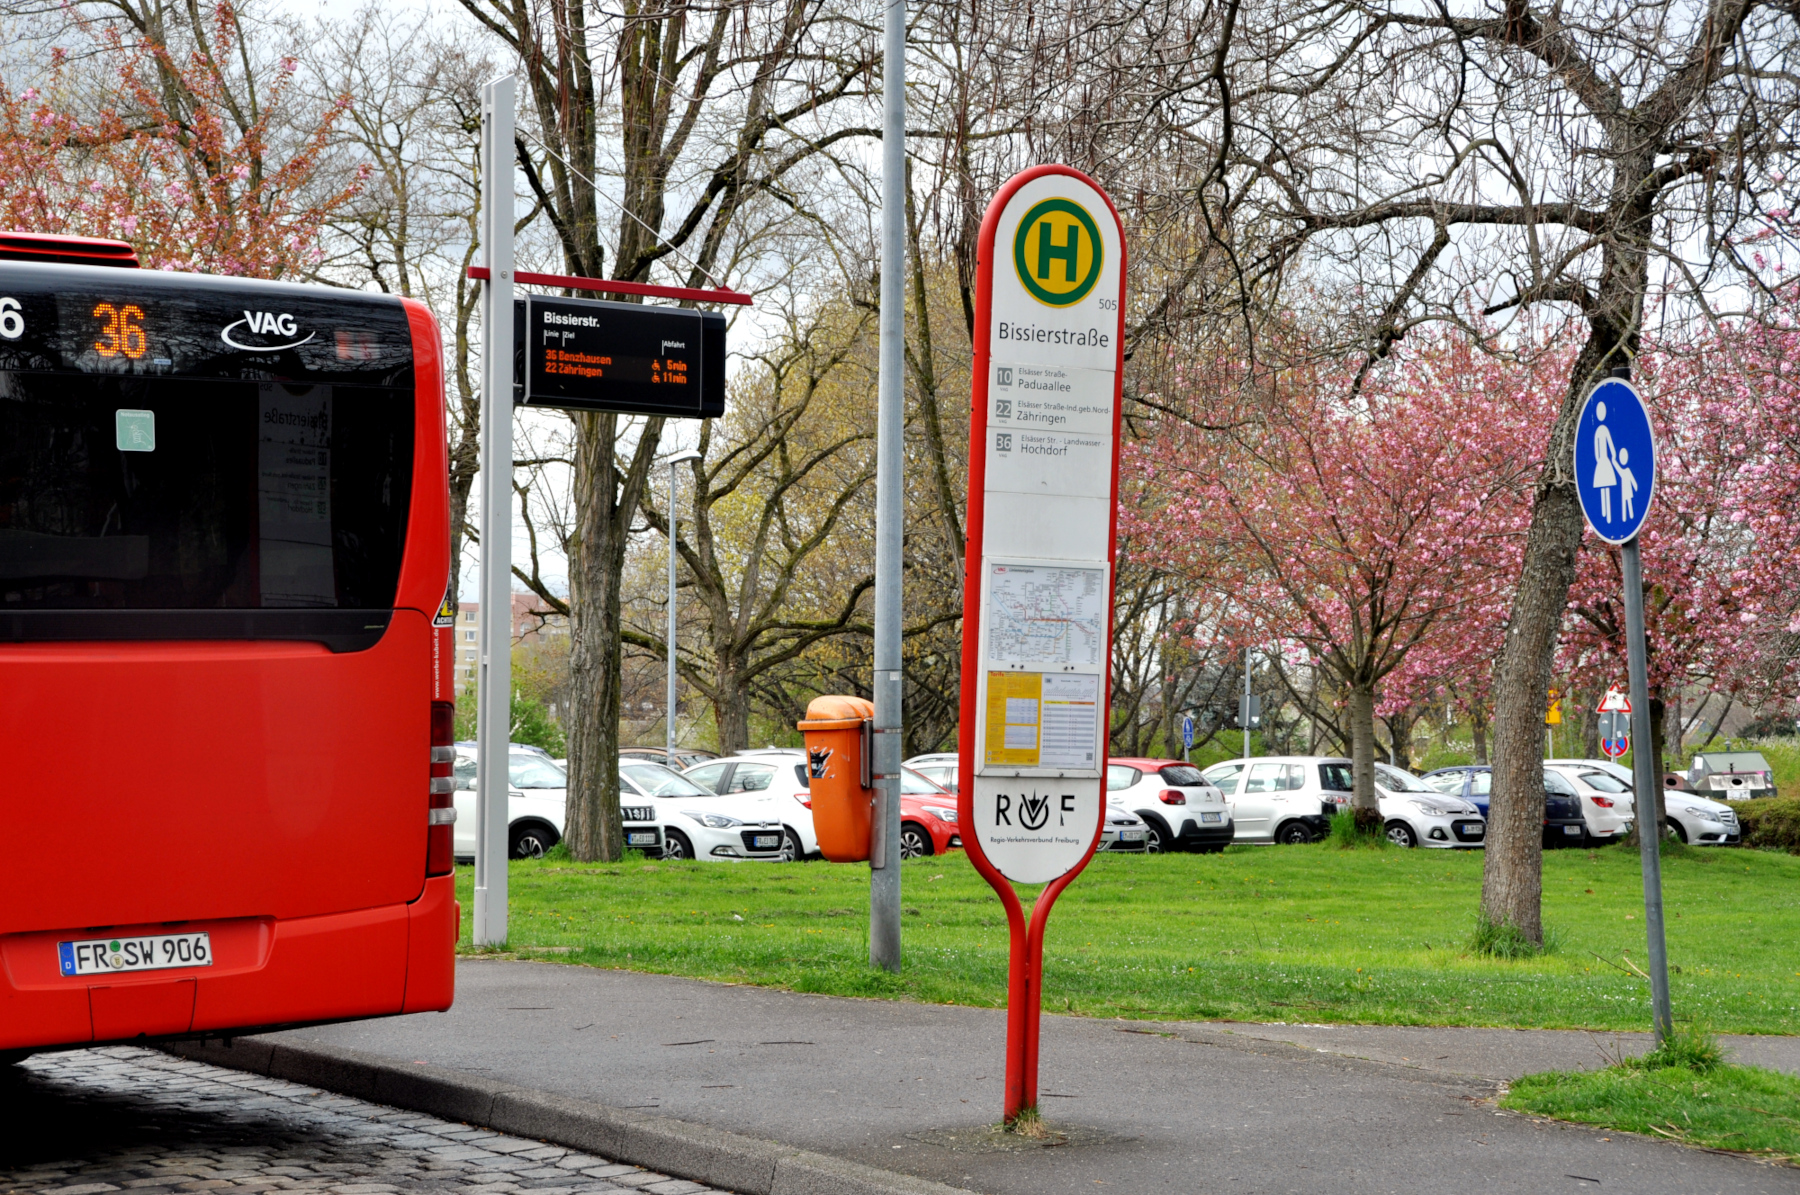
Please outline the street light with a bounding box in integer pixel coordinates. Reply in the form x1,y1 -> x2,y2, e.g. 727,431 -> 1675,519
664,449 -> 704,760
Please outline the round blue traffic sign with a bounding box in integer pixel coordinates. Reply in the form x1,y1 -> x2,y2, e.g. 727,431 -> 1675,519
1574,378 -> 1656,544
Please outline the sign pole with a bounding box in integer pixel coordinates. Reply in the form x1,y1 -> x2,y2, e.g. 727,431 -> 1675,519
957,165 -> 1126,1123
1575,363 -> 1671,1043
1622,538 -> 1673,1042
473,75 -> 515,948
868,0 -> 906,972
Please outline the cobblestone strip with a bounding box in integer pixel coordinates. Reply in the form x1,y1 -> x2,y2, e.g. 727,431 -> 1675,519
1,1047 -> 719,1195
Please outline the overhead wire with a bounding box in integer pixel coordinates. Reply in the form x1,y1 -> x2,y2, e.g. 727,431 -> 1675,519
515,127 -> 730,291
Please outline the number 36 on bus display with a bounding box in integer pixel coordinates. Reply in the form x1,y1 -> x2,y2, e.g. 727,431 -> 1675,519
93,301 -> 147,358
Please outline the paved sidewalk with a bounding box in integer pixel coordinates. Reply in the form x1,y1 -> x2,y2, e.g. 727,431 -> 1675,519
0,1045 -> 714,1195
187,960 -> 1800,1195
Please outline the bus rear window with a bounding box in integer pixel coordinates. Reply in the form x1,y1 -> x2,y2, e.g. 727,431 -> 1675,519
1,375 -> 412,615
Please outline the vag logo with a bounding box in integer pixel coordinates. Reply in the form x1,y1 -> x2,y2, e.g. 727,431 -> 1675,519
1013,198 -> 1102,307
221,310 -> 315,352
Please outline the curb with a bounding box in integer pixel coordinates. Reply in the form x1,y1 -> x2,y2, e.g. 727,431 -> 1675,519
164,1037 -> 971,1195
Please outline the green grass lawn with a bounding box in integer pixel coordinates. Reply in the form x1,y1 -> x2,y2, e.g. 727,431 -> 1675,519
1503,1061 -> 1800,1161
454,842 -> 1800,1034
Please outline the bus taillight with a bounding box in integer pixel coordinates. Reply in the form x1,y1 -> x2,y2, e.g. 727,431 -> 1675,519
428,700 -> 456,876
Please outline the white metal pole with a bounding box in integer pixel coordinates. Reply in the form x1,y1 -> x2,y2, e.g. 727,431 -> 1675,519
1243,650 -> 1251,760
869,0 -> 906,973
473,76 -> 515,948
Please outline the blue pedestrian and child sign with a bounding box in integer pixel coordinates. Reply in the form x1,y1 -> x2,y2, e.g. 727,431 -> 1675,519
1574,377 -> 1657,543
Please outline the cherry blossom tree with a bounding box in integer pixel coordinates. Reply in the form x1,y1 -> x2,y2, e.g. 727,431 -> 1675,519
1560,316 -> 1800,779
0,5 -> 361,277
1126,331 -> 1557,830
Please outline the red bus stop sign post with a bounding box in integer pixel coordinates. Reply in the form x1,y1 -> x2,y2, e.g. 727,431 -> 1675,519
957,165 -> 1126,1125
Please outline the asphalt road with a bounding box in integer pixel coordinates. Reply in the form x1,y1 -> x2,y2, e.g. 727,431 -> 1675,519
0,1046 -> 718,1195
250,960 -> 1800,1195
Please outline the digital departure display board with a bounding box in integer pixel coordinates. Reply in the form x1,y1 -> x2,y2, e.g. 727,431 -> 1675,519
514,295 -> 726,418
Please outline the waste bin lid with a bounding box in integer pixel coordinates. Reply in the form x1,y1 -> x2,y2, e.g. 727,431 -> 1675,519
797,694 -> 874,731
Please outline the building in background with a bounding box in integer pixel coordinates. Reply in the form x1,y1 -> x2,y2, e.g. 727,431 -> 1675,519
452,595 -> 568,692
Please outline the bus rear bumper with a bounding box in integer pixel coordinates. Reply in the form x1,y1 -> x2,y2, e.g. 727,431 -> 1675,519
0,876 -> 459,1051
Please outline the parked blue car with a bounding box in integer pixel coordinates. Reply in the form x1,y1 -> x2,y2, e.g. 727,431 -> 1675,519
1419,765 -> 1590,847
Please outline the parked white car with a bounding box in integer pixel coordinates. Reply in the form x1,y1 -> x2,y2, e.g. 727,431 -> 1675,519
451,746 -> 569,860
1200,756 -> 1344,844
1105,757 -> 1234,851
453,749 -> 664,859
1099,808 -> 1151,851
1545,763 -> 1635,844
642,757 -> 787,861
685,750 -> 817,860
688,750 -> 968,861
1372,763 -> 1486,848
904,752 -> 960,794
1548,758 -> 1740,845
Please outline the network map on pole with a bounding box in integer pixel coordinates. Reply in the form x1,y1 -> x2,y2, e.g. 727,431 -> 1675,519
984,563 -> 1107,667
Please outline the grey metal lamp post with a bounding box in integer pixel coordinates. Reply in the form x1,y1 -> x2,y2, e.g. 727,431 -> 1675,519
664,449 -> 704,759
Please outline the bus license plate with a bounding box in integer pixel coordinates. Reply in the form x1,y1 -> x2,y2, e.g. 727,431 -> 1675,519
626,831 -> 658,846
59,932 -> 212,976
750,834 -> 780,849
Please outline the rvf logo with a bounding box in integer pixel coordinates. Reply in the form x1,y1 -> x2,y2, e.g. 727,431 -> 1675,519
993,787 -> 1077,831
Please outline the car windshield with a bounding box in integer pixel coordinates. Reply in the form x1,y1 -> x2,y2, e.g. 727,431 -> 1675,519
903,768 -> 946,794
1204,764 -> 1243,795
1375,764 -> 1433,793
1575,769 -> 1633,794
1421,772 -> 1463,794
509,754 -> 566,789
1158,764 -> 1204,785
1543,769 -> 1578,797
620,763 -> 708,796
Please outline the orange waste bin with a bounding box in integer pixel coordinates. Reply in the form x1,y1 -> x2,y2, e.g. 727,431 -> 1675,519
797,695 -> 875,862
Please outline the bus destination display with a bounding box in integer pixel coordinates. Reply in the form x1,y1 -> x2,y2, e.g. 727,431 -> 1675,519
517,295 -> 726,418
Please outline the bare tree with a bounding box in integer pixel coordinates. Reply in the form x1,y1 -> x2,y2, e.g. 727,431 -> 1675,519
462,0 -> 878,859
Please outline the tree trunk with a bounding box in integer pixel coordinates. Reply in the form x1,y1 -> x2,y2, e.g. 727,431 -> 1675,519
1647,691 -> 1668,837
1348,684 -> 1380,832
712,656 -> 753,756
564,412 -> 628,863
1384,708 -> 1416,772
1483,333 -> 1625,942
1471,702 -> 1489,766
1579,685 -> 1601,759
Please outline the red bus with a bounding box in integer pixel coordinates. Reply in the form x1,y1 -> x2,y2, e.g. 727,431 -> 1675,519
0,238 -> 458,1053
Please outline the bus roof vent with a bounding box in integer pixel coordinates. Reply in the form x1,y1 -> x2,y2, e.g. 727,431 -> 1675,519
0,230 -> 139,268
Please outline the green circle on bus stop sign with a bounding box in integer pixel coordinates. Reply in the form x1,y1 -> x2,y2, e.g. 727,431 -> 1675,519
1013,198 -> 1103,307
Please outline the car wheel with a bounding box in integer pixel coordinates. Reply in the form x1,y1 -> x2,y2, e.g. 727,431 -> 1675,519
1276,821 -> 1316,845
1667,819 -> 1688,844
781,828 -> 807,862
663,829 -> 694,861
1384,820 -> 1418,848
900,822 -> 933,859
509,823 -> 557,859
